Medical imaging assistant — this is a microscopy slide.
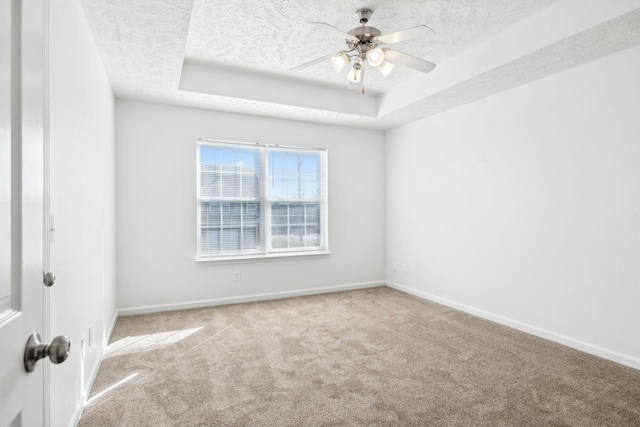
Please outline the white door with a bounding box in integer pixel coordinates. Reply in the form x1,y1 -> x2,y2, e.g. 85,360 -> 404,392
0,0 -> 51,426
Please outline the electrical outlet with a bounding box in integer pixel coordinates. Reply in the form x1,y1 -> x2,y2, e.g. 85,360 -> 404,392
392,263 -> 397,272
234,271 -> 241,282
402,264 -> 408,274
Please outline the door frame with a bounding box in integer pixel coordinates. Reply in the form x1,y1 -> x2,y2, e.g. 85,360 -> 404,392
43,0 -> 52,423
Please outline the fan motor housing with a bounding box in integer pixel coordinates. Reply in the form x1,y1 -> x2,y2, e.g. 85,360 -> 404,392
347,26 -> 382,43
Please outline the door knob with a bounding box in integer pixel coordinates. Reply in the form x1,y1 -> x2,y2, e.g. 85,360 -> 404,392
24,333 -> 71,372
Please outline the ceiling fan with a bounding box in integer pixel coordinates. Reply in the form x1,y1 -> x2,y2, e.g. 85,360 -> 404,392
288,9 -> 436,93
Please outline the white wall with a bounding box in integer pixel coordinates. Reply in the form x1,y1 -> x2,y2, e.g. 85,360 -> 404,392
49,0 -> 116,425
385,45 -> 640,369
116,100 -> 385,312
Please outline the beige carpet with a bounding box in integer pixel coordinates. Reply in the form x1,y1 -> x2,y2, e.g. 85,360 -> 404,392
79,287 -> 640,426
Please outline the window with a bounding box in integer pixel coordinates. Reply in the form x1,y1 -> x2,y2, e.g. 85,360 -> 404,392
196,140 -> 328,259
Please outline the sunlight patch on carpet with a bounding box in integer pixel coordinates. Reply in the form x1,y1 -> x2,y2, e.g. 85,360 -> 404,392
105,327 -> 203,358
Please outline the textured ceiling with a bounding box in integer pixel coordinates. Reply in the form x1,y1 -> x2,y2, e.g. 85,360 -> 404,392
184,0 -> 560,93
78,0 -> 640,130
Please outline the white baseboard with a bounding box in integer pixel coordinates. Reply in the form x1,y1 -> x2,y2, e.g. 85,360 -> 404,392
71,310 -> 119,427
119,281 -> 385,316
386,281 -> 640,371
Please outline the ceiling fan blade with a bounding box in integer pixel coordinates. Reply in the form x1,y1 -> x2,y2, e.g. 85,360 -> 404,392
384,50 -> 436,73
309,22 -> 359,42
287,52 -> 337,72
374,25 -> 434,45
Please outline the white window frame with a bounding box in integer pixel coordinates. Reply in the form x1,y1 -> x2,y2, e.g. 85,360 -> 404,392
196,139 -> 329,262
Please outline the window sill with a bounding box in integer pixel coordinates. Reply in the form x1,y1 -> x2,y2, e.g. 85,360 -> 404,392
195,250 -> 331,264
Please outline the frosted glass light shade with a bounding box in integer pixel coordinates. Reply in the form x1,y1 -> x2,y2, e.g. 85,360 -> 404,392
378,60 -> 395,78
346,66 -> 362,83
331,54 -> 349,73
367,48 -> 385,67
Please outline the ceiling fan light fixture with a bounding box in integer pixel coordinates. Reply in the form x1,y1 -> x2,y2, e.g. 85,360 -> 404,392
378,60 -> 395,78
367,48 -> 385,67
331,53 -> 349,73
288,9 -> 436,92
346,66 -> 362,83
